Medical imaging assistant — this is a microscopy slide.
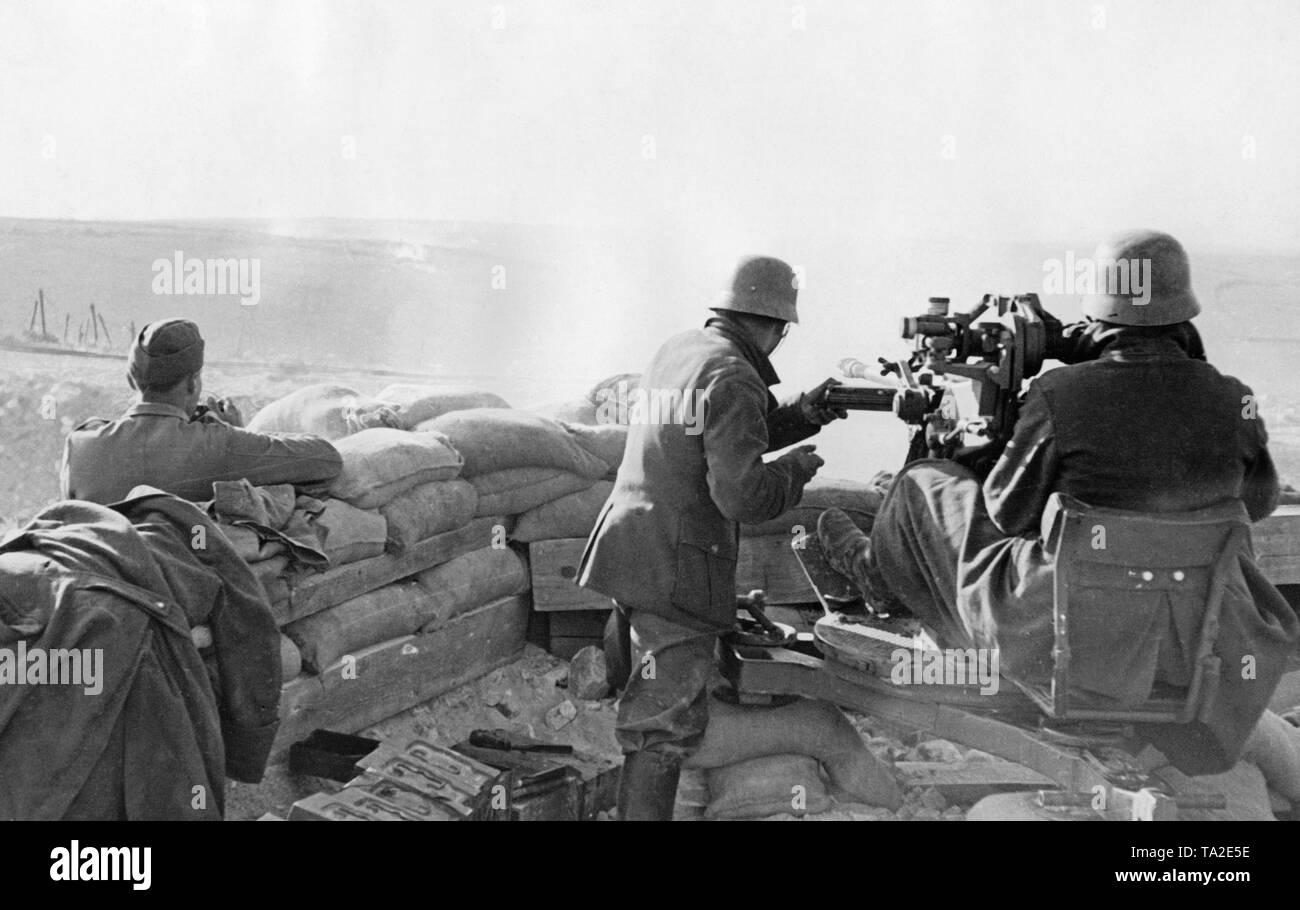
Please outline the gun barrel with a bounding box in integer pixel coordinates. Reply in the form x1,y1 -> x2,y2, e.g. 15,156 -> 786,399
824,386 -> 897,411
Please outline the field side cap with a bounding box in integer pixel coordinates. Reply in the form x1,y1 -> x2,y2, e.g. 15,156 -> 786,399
129,318 -> 205,388
1079,229 -> 1201,327
712,255 -> 800,324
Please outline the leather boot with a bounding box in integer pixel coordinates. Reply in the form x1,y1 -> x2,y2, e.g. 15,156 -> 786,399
817,508 -> 904,614
817,508 -> 870,579
616,750 -> 682,821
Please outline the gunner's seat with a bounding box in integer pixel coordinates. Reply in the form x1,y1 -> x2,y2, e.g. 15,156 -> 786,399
1013,492 -> 1253,723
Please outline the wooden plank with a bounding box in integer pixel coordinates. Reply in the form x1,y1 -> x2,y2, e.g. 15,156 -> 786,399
736,534 -> 817,605
895,760 -> 1056,803
1254,506 -> 1300,585
273,516 -> 507,626
529,538 -> 616,612
271,593 -> 529,759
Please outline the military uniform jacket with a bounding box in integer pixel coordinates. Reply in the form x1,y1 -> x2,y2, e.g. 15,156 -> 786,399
0,491 -> 281,819
61,401 -> 342,504
578,316 -> 820,631
968,334 -> 1295,772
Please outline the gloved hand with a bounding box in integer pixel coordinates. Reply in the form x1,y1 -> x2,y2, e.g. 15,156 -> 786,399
778,444 -> 824,484
1051,319 -> 1111,364
800,377 -> 849,425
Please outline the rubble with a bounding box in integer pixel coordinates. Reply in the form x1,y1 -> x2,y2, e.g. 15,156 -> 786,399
569,645 -> 610,700
911,739 -> 966,763
545,699 -> 578,729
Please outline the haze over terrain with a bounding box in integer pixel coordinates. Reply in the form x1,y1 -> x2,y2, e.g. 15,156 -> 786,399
1,0 -> 1297,494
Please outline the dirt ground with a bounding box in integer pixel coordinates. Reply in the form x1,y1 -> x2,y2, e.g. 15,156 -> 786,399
228,643 -> 980,822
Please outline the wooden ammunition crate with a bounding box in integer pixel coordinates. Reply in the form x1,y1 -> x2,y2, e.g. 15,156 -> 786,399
528,538 -> 615,612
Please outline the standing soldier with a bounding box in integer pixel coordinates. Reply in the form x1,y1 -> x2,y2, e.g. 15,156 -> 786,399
579,255 -> 847,820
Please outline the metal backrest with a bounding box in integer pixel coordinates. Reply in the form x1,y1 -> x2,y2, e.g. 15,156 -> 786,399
1024,493 -> 1250,722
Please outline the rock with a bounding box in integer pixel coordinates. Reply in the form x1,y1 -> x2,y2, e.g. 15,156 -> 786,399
894,804 -> 917,821
918,787 -> 948,812
541,666 -> 569,688
914,739 -> 965,763
943,805 -> 965,819
545,699 -> 578,730
882,744 -> 910,763
914,807 -> 943,820
569,645 -> 610,700
962,749 -> 998,763
841,804 -> 894,821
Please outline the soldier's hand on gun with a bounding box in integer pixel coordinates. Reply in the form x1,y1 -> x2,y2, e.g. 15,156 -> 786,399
780,444 -> 825,482
800,377 -> 850,425
201,395 -> 244,427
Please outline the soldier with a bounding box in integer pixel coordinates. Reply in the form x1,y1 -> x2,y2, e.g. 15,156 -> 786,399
818,229 -> 1297,771
61,318 -> 342,504
579,255 -> 847,820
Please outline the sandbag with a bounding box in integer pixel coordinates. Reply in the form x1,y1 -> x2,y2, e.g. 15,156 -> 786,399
315,499 -> 387,565
413,546 -> 530,632
512,481 -> 613,542
246,384 -> 401,440
419,409 -> 608,479
587,372 -> 640,405
220,523 -> 286,563
376,384 -> 511,429
280,633 -> 303,681
562,423 -> 629,475
252,554 -> 290,590
329,429 -> 464,510
284,582 -> 428,673
742,476 -> 885,537
541,398 -> 599,425
470,468 -> 594,517
380,479 -> 478,552
705,754 -> 833,819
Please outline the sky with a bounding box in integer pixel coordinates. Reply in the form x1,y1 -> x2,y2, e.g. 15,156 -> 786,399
1,0 -> 1298,251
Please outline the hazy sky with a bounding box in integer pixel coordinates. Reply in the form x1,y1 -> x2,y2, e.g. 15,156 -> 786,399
2,0 -> 1297,250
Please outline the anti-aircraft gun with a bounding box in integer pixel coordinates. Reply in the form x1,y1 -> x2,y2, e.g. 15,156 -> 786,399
825,293 -> 1070,469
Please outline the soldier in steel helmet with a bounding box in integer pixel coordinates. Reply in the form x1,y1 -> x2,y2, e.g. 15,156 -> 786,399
578,255 -> 848,820
818,230 -> 1294,771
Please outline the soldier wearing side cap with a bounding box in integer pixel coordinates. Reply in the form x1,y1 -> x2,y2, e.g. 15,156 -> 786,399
577,256 -> 849,820
61,318 -> 343,504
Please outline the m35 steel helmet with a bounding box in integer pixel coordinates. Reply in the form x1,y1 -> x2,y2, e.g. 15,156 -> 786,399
1080,229 -> 1201,326
712,255 -> 800,324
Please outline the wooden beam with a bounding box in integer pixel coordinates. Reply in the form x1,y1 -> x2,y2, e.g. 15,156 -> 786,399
274,516 -> 507,626
272,593 -> 530,759
895,760 -> 1056,803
